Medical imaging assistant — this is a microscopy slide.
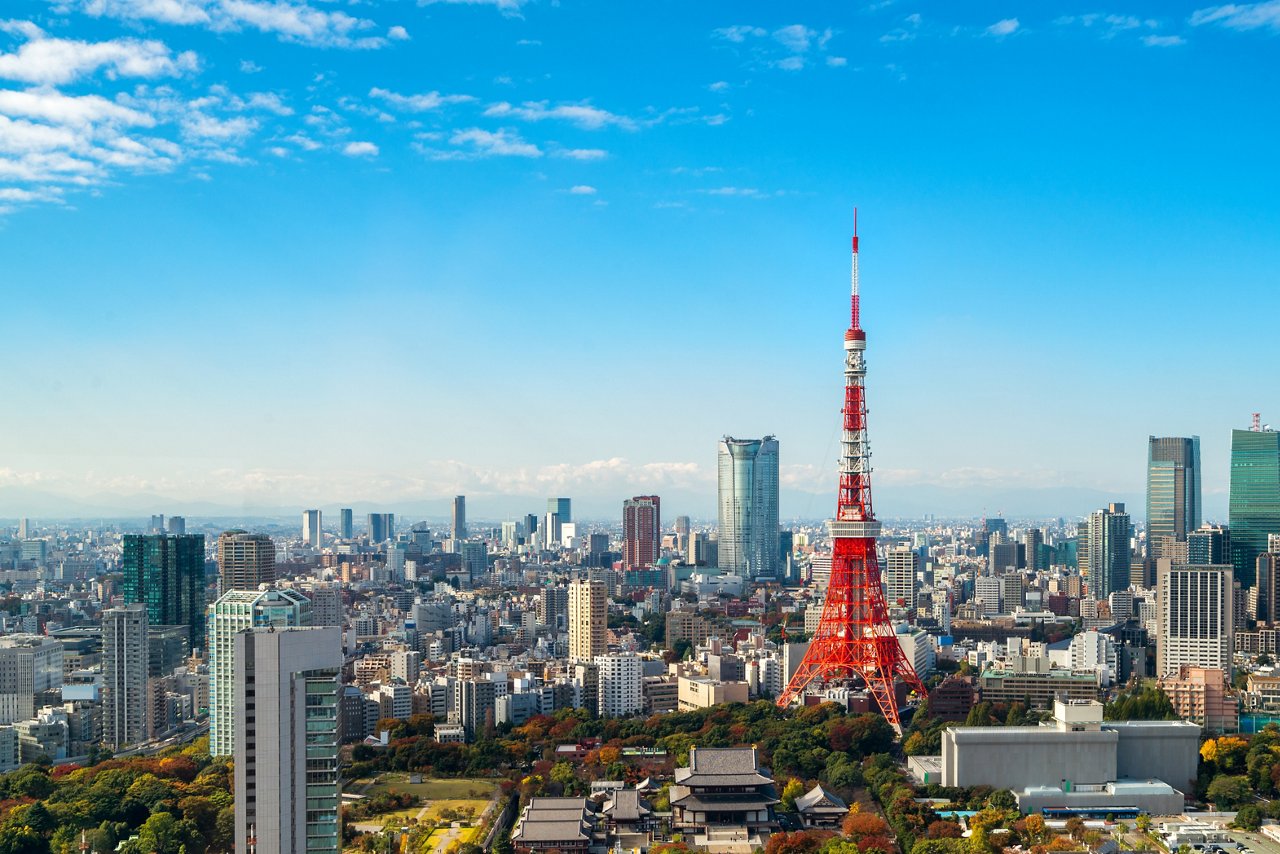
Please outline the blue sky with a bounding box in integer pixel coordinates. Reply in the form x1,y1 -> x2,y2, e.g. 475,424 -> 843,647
1,0 -> 1278,521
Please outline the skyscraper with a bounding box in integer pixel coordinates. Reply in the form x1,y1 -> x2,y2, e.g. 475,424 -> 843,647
121,534 -> 207,649
1147,436 -> 1202,559
167,516 -> 186,536
548,497 -> 571,524
102,604 -> 149,749
1229,422 -> 1280,588
233,626 -> 342,853
217,531 -> 276,593
717,435 -> 780,578
452,495 -> 467,540
1023,528 -> 1044,571
623,495 -> 661,570
208,587 -> 313,757
0,635 -> 62,724
1189,525 -> 1231,565
339,508 -> 353,540
1156,562 -> 1233,677
1084,504 -> 1131,601
366,512 -> 394,544
569,578 -> 606,661
460,541 -> 488,582
302,509 -> 322,548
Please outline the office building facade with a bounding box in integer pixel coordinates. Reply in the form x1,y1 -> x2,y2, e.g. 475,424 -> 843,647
339,508 -> 353,540
233,626 -> 342,854
121,533 -> 207,649
569,578 -> 606,661
1157,562 -> 1233,678
452,495 -> 467,540
1230,425 -> 1280,588
302,510 -> 322,549
1147,436 -> 1202,559
1085,504 -> 1131,601
717,435 -> 780,578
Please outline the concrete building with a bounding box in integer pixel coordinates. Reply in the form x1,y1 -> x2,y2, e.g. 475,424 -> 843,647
976,663 -> 1099,708
677,676 -> 750,711
1085,504 -> 1131,601
596,653 -> 643,718
217,530 -> 276,593
102,604 -> 149,749
1157,562 -> 1233,677
0,635 -> 63,724
623,496 -> 661,571
1157,665 -> 1239,734
885,546 -> 918,611
452,495 -> 467,540
941,699 -> 1199,814
569,579 -> 606,661
233,626 -> 342,854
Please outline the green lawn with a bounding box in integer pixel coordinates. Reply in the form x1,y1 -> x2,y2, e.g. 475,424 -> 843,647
364,774 -> 497,802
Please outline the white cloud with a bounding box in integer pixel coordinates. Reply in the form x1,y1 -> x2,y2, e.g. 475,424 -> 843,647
434,127 -> 541,158
773,24 -> 816,52
66,0 -> 401,48
985,17 -> 1020,36
239,59 -> 262,73
568,184 -> 595,194
702,186 -> 783,198
708,80 -> 729,91
0,88 -> 152,128
388,25 -> 410,40
342,140 -> 377,156
827,55 -> 848,66
1143,33 -> 1187,45
419,0 -> 528,12
484,100 -> 636,130
1190,1 -> 1280,31
775,55 -> 805,71
0,26 -> 199,85
554,147 -> 607,160
369,87 -> 473,111
714,25 -> 767,42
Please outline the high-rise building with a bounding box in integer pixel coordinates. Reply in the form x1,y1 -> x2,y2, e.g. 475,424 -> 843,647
1189,525 -> 1231,565
366,513 -> 394,544
150,514 -> 165,533
208,587 -> 313,757
217,531 -> 276,593
1147,436 -> 1202,560
16,518 -> 28,539
1023,529 -> 1044,571
452,496 -> 467,540
167,516 -> 186,536
675,516 -> 691,539
548,497 -> 571,525
884,546 -> 918,611
121,534 -> 207,649
233,626 -> 342,854
569,578 -> 606,661
102,604 -> 149,749
1157,562 -> 1233,678
1085,504 -> 1131,601
1229,423 -> 1280,588
717,435 -> 780,578
460,542 -> 488,582
339,508 -> 353,540
302,509 -> 322,548
537,586 -> 569,630
623,495 -> 661,570
0,635 -> 63,724
544,512 -> 562,550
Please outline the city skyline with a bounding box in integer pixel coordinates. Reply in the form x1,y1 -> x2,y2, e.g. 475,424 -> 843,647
3,1 -> 1279,520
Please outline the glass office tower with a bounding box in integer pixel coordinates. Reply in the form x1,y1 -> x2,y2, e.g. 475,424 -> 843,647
717,435 -> 780,579
121,533 -> 206,649
1230,426 -> 1280,588
1146,436 -> 1201,559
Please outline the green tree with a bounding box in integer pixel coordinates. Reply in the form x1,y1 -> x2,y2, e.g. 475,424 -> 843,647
781,779 -> 806,812
1234,804 -> 1262,831
1206,775 -> 1251,809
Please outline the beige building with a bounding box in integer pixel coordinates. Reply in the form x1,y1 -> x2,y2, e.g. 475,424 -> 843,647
1158,665 -> 1238,733
677,676 -> 749,711
569,579 -> 607,661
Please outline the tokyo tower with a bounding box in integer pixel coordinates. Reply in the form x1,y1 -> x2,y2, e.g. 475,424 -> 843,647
776,213 -> 927,731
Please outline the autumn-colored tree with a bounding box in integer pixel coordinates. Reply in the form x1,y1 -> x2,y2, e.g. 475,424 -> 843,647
926,821 -> 963,839
843,812 -> 891,840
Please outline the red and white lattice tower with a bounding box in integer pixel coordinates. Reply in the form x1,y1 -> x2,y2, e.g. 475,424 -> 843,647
776,212 -> 927,730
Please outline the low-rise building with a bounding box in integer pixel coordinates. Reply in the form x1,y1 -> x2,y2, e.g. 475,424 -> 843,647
670,747 -> 778,849
512,797 -> 597,852
1158,665 -> 1239,733
677,676 -> 749,711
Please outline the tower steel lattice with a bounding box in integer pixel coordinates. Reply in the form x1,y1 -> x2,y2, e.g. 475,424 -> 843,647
776,213 -> 927,730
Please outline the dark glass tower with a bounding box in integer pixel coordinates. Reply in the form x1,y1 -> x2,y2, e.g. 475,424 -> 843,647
1229,427 -> 1280,588
1146,436 -> 1201,559
121,533 -> 207,649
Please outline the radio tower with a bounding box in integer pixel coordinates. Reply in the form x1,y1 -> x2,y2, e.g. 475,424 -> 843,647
776,212 -> 927,730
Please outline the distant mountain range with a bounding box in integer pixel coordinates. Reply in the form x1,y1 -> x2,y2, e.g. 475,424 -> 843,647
0,482 -> 1216,526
